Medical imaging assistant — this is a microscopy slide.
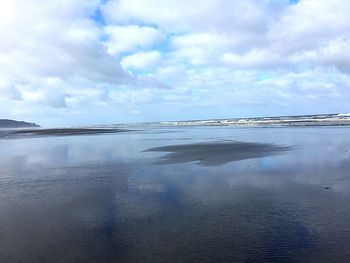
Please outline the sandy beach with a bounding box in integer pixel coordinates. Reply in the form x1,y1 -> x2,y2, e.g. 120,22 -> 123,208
1,126 -> 350,262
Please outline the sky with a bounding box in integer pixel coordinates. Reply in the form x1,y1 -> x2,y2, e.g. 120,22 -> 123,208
0,0 -> 350,126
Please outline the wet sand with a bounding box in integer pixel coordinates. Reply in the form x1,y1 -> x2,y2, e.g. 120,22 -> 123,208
0,127 -> 130,139
1,126 -> 350,262
145,141 -> 291,166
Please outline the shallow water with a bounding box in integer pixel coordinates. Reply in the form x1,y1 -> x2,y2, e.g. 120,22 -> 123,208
1,126 -> 350,262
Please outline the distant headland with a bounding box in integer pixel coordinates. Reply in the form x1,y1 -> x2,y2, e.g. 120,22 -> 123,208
0,119 -> 40,128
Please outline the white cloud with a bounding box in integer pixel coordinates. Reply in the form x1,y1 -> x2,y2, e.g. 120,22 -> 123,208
104,25 -> 164,55
267,0 -> 350,53
221,49 -> 283,69
169,33 -> 236,65
0,1 -> 151,117
101,0 -> 288,33
171,33 -> 233,49
289,37 -> 350,71
121,51 -> 162,70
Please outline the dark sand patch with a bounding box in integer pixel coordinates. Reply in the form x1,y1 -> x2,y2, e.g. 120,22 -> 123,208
0,128 -> 130,139
145,141 -> 291,166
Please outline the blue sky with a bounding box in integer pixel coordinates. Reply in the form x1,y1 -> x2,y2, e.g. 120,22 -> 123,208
0,0 -> 349,126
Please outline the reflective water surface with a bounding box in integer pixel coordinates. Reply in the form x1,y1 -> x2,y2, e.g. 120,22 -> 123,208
1,126 -> 350,262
